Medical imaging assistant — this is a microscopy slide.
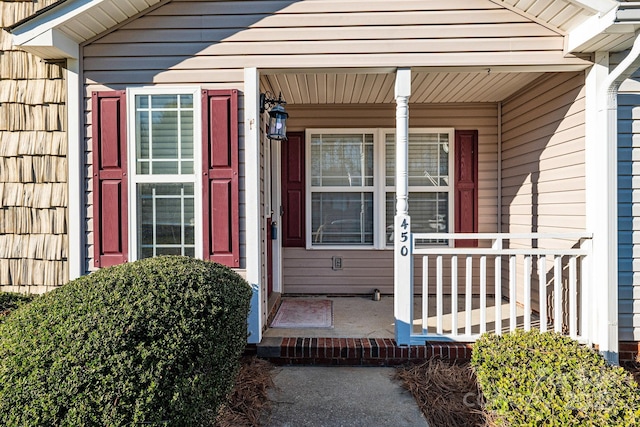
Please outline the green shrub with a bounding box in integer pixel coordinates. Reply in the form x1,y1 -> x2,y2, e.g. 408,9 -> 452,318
0,292 -> 35,320
0,255 -> 252,426
472,330 -> 640,426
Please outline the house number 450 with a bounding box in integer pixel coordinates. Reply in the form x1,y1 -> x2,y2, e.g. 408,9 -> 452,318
399,218 -> 409,256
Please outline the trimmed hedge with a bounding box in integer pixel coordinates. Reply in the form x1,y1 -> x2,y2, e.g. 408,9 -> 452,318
0,292 -> 34,320
472,330 -> 640,426
0,256 -> 252,426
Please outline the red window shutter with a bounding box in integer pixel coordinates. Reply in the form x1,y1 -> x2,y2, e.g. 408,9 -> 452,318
202,89 -> 240,267
281,132 -> 305,247
454,130 -> 478,247
92,91 -> 128,267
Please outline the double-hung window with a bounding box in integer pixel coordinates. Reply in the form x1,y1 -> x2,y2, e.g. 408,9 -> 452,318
307,128 -> 454,249
128,88 -> 202,260
92,88 -> 238,268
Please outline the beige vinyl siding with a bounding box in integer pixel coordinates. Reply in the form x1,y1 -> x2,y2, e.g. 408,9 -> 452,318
0,0 -> 68,292
500,72 -> 586,315
82,0 -> 587,86
618,74 -> 640,341
283,103 -> 498,294
501,72 -> 586,236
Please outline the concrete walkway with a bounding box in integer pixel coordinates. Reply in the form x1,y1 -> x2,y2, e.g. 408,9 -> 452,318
262,366 -> 429,427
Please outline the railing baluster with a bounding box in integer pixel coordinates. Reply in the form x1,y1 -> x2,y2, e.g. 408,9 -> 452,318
465,256 -> 473,336
524,255 -> 531,331
422,256 -> 429,335
404,233 -> 591,343
480,255 -> 487,334
539,256 -> 547,332
495,255 -> 502,335
569,256 -> 577,339
554,256 -> 562,333
451,255 -> 458,336
437,255 -> 443,335
510,255 -> 517,332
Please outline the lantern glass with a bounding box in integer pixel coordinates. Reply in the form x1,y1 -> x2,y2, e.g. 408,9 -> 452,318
267,104 -> 288,140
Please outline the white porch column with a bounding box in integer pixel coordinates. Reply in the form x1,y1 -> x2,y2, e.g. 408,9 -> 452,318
244,67 -> 262,344
394,68 -> 412,345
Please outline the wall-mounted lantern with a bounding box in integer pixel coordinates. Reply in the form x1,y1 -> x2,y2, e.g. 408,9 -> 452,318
260,92 -> 288,141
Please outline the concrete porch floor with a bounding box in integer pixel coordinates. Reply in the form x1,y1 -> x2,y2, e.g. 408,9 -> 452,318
263,294 -> 537,339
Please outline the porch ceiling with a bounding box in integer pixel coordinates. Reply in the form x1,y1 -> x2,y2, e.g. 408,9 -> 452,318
260,70 -> 545,104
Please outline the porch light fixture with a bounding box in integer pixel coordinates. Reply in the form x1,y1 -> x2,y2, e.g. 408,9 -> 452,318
260,92 -> 288,141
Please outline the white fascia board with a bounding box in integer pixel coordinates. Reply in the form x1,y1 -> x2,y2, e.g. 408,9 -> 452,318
566,6 -> 618,53
11,0 -> 107,46
15,28 -> 79,59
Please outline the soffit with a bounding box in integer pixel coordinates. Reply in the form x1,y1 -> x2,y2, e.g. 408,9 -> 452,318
9,0 -> 166,46
496,0 -> 640,53
261,71 -> 545,104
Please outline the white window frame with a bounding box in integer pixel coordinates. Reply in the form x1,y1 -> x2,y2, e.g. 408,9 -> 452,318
305,128 -> 454,250
127,86 -> 203,261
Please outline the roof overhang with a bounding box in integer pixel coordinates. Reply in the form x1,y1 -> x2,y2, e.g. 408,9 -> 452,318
7,0 -> 640,61
567,2 -> 640,53
7,0 -> 166,59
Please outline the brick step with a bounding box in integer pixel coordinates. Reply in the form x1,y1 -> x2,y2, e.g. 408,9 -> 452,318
256,337 -> 473,366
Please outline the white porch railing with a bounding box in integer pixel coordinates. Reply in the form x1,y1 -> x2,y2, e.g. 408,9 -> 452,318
400,233 -> 592,345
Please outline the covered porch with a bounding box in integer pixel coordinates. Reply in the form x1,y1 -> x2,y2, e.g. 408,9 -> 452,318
248,63 -> 615,360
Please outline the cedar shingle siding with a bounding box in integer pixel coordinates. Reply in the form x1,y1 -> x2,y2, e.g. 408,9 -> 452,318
0,1 -> 68,292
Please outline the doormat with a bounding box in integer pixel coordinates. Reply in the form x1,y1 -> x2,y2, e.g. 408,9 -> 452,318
270,299 -> 334,328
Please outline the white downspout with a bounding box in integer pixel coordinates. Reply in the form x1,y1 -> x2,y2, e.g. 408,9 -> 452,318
592,33 -> 640,364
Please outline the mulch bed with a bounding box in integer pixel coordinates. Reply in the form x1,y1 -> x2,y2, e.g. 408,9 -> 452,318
216,354 -> 640,427
215,356 -> 275,427
395,358 -> 494,427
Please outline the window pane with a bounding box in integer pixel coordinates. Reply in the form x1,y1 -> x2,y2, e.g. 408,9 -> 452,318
137,183 -> 195,258
136,95 -> 149,109
136,94 -> 195,175
180,94 -> 193,108
181,111 -> 194,173
385,192 -> 448,244
386,133 -> 450,187
310,134 -> 374,187
136,110 -> 150,164
151,161 -> 179,175
151,95 -> 178,109
152,110 -> 178,159
311,192 -> 373,245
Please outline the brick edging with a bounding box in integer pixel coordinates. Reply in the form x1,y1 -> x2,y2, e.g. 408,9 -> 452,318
257,337 -> 473,366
